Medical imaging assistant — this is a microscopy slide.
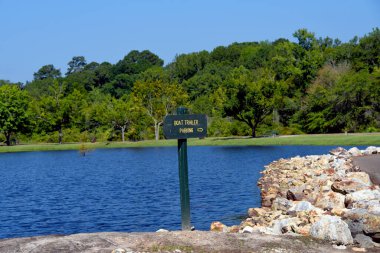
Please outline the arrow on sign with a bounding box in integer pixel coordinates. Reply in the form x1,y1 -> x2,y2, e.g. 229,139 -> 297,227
197,128 -> 204,132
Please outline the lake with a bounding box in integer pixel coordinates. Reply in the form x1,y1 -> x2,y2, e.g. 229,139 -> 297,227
0,145 -> 355,238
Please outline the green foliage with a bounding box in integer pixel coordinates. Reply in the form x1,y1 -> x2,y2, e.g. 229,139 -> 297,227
0,84 -> 30,145
33,64 -> 61,80
133,72 -> 188,140
222,66 -> 279,137
2,29 -> 380,145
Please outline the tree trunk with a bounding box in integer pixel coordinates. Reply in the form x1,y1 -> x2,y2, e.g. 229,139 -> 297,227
155,122 -> 160,141
251,126 -> 256,138
5,133 -> 11,146
121,126 -> 125,142
58,127 -> 63,144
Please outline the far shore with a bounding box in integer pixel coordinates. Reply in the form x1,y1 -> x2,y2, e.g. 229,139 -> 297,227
1,133 -> 380,153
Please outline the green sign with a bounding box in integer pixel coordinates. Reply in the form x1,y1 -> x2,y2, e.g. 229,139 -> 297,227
163,114 -> 207,139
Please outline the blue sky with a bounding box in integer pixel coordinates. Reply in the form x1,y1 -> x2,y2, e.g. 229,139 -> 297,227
0,0 -> 379,83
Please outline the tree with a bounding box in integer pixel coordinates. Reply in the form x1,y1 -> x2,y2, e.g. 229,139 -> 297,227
293,29 -> 317,51
114,50 -> 164,76
106,96 -> 139,142
32,80 -> 70,144
0,85 -> 30,145
66,56 -> 87,75
223,67 -> 279,137
133,69 -> 188,140
33,64 -> 61,80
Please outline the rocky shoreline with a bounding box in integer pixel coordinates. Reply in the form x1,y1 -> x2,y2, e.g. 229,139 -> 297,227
211,146 -> 380,251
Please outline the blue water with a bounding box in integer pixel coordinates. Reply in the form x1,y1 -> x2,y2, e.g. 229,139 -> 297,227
0,145 -> 356,238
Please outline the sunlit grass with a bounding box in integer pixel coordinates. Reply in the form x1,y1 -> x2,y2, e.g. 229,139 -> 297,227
0,133 -> 379,153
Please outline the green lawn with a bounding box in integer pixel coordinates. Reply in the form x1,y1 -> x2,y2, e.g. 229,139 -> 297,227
0,133 -> 379,153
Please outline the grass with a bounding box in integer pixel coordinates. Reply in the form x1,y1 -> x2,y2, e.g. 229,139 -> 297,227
0,133 -> 379,153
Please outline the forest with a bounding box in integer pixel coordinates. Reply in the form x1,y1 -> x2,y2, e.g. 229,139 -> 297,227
0,28 -> 379,146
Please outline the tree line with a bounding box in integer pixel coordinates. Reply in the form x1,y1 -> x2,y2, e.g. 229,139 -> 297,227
0,28 -> 379,145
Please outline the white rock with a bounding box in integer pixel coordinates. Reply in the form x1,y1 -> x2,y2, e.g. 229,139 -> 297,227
310,215 -> 353,245
333,244 -> 347,250
112,249 -> 127,253
288,201 -> 316,212
156,228 -> 169,233
364,146 -> 378,155
346,189 -> 380,203
242,226 -> 254,233
348,147 -> 362,156
271,218 -> 300,235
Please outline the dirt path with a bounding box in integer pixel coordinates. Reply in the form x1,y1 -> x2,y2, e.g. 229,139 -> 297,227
353,154 -> 380,185
0,231 -> 376,253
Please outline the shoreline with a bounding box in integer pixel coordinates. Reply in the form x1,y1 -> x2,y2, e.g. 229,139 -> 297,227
212,146 -> 380,251
1,133 -> 380,153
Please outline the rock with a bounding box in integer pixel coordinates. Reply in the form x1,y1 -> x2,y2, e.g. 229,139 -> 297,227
156,229 -> 169,233
271,217 -> 301,235
348,147 -> 362,156
228,225 -> 240,233
314,191 -> 345,210
363,146 -> 378,155
272,197 -> 293,212
351,247 -> 367,252
362,213 -> 380,234
248,207 -> 267,217
294,224 -> 312,236
210,221 -> 228,232
345,189 -> 380,208
288,201 -> 317,212
248,225 -> 276,235
331,179 -> 370,195
242,226 -> 254,233
343,208 -> 380,235
346,172 -> 372,185
310,215 -> 353,245
112,249 -> 127,253
332,244 -> 347,250
351,200 -> 380,214
330,147 -> 348,157
355,234 -> 376,248
286,186 -> 305,201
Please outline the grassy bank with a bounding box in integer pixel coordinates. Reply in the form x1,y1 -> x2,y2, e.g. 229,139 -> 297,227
0,133 -> 379,153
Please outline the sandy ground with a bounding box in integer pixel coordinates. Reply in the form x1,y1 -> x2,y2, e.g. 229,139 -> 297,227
0,231 -> 375,253
353,154 -> 380,185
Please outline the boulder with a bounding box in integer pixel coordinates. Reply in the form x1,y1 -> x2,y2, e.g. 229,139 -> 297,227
242,226 -> 254,234
314,191 -> 345,210
348,147 -> 362,156
210,221 -> 228,232
111,249 -> 127,253
310,215 -> 353,245
329,147 -> 348,157
346,172 -> 372,185
156,229 -> 169,233
228,225 -> 240,233
288,201 -> 317,212
343,208 -> 380,235
293,224 -> 312,236
345,189 -> 380,208
286,186 -> 306,201
363,146 -> 378,155
247,207 -> 267,218
355,234 -> 376,248
351,200 -> 380,214
272,197 -> 293,212
271,217 -> 301,235
331,179 -> 370,195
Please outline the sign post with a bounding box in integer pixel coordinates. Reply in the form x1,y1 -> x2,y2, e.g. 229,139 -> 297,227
163,107 -> 207,231
177,107 -> 191,230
